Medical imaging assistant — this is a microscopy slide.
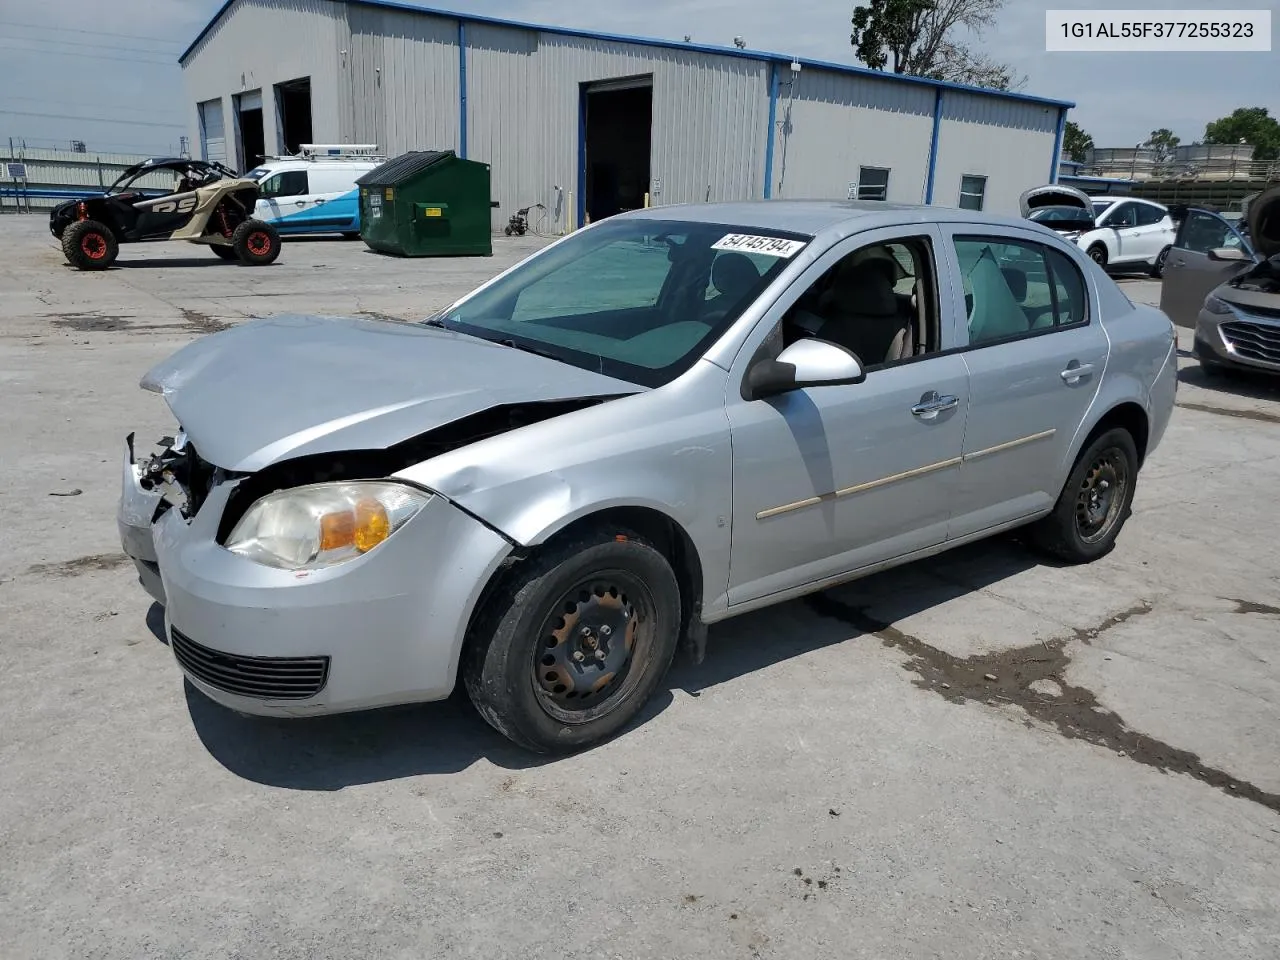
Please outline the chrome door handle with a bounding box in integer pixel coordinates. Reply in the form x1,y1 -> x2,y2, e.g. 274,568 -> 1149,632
1060,362 -> 1095,384
315,198 -> 326,204
911,393 -> 960,419
294,200 -> 306,206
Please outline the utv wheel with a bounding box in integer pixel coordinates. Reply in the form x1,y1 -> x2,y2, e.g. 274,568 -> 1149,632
1030,427 -> 1139,564
463,529 -> 682,754
62,220 -> 118,270
1087,244 -> 1108,269
210,244 -> 238,261
231,220 -> 281,265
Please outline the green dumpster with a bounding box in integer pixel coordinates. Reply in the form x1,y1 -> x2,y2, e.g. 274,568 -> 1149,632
355,150 -> 493,257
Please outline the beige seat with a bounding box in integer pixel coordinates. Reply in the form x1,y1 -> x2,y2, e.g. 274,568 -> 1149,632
813,259 -> 909,366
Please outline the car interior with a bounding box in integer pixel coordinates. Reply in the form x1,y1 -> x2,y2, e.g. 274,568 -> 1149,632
774,240 -> 937,369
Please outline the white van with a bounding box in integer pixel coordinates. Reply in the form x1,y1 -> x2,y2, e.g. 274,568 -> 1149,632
244,144 -> 386,237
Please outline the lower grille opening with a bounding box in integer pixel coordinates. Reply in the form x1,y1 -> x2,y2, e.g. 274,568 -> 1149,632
171,628 -> 329,701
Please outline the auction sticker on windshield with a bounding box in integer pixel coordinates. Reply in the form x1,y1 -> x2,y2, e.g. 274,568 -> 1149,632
712,234 -> 807,258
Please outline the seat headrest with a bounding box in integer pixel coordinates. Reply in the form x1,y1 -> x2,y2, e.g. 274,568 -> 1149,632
710,252 -> 761,298
831,259 -> 899,316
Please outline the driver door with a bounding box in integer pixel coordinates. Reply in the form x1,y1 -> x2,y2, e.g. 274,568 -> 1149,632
723,226 -> 971,606
1100,202 -> 1140,264
256,170 -> 311,229
1159,209 -> 1255,328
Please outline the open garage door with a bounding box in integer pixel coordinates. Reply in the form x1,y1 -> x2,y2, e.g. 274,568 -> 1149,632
198,99 -> 226,164
274,77 -> 313,156
580,75 -> 653,225
233,89 -> 265,173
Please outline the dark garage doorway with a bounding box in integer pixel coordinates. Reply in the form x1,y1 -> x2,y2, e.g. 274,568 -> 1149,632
275,77 -> 313,155
580,77 -> 652,225
234,90 -> 265,172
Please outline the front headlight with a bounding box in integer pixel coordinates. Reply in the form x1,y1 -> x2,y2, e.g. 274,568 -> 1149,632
1204,295 -> 1234,316
225,481 -> 432,570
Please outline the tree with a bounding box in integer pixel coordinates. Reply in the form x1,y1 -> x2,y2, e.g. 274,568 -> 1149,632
1203,107 -> 1280,161
1142,128 -> 1180,163
1062,121 -> 1093,163
850,0 -> 1025,91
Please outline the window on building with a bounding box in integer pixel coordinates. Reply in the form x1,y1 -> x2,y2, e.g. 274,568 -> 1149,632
958,175 -> 987,211
259,170 -> 309,199
952,236 -> 1088,346
855,166 -> 890,201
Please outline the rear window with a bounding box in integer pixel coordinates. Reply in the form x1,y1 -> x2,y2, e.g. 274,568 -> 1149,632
437,219 -> 810,387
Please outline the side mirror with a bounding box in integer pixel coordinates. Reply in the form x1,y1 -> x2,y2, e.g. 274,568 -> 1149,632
1207,246 -> 1247,262
746,338 -> 866,400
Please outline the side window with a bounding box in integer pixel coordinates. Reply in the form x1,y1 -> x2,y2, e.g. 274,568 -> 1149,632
259,170 -> 308,198
1105,203 -> 1138,229
953,236 -> 1088,346
958,175 -> 987,211
855,166 -> 890,201
774,236 -> 938,370
1176,210 -> 1233,254
1134,203 -> 1166,227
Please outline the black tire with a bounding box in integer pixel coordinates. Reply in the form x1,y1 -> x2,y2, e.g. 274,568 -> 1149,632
1030,427 -> 1139,564
210,244 -> 238,261
463,529 -> 682,754
62,220 -> 118,270
231,219 -> 281,265
342,232 -> 361,240
1087,244 -> 1109,269
504,225 -> 514,236
1150,245 -> 1171,279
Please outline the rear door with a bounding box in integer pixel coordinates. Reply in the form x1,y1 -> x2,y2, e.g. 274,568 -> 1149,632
939,226 -> 1109,536
307,167 -> 362,231
1159,209 -> 1255,328
1132,201 -> 1173,261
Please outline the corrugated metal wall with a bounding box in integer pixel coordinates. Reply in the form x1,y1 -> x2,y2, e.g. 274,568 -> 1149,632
932,91 -> 1061,214
0,147 -> 175,209
340,5 -> 460,154
182,0 -> 346,171
767,69 -> 936,203
464,24 -> 769,230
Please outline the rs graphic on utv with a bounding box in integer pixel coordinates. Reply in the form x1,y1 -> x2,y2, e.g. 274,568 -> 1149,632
49,158 -> 282,270
119,201 -> 1177,755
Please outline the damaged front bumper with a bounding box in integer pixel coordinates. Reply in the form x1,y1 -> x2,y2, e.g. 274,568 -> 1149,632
117,432 -> 516,717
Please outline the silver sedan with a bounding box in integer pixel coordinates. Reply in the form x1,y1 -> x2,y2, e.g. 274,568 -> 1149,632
118,200 -> 1178,753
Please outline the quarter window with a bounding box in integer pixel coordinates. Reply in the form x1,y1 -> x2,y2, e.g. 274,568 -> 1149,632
958,175 -> 987,211
259,170 -> 308,198
953,237 -> 1088,346
855,166 -> 890,201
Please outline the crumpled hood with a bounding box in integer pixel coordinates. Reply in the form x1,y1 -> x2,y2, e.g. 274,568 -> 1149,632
140,314 -> 640,473
1246,184 -> 1280,260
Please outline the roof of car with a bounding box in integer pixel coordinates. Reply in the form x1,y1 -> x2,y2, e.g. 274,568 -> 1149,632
620,199 -> 1053,237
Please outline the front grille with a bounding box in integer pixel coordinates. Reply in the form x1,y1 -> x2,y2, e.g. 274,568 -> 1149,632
1221,319 -> 1280,366
171,628 -> 329,700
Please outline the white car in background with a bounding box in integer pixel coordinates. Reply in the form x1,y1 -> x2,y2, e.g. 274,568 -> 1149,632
1022,185 -> 1177,277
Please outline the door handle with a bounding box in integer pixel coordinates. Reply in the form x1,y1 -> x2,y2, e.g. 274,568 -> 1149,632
911,392 -> 960,419
315,198 -> 326,204
1060,362 -> 1095,384
294,200 -> 306,206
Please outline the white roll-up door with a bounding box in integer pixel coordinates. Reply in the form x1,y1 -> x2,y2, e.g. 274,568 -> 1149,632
237,90 -> 263,112
198,99 -> 226,163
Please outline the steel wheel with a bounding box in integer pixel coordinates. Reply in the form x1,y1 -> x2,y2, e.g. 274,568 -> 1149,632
532,571 -> 656,724
80,232 -> 109,261
1074,448 -> 1129,545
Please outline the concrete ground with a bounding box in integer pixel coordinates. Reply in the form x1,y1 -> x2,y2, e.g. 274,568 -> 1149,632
2,215 -> 1279,959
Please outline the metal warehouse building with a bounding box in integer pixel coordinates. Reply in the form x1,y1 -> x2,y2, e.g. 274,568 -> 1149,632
181,0 -> 1074,231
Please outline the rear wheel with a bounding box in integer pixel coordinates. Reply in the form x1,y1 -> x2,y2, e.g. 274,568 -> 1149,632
231,220 -> 281,265
1150,245 -> 1171,278
463,530 -> 682,754
1087,244 -> 1109,269
1030,427 -> 1138,564
210,244 -> 238,261
62,220 -> 118,270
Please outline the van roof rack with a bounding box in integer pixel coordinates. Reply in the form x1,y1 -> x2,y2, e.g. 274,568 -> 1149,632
298,144 -> 385,159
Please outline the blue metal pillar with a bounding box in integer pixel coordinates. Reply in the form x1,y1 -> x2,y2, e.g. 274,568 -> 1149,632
924,89 -> 944,204
458,21 -> 468,158
763,62 -> 779,199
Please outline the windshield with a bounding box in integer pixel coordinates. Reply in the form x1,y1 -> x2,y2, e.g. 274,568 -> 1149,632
1092,199 -> 1115,216
432,218 -> 808,387
244,167 -> 270,181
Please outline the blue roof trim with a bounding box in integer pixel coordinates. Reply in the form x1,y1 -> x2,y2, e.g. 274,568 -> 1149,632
179,0 -> 1076,110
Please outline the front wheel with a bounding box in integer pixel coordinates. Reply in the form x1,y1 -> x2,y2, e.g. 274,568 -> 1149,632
463,530 -> 682,754
1030,427 -> 1139,564
231,219 -> 281,265
62,220 -> 118,270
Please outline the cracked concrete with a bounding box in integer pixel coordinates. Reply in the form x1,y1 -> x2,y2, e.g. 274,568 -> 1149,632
2,216 -> 1280,959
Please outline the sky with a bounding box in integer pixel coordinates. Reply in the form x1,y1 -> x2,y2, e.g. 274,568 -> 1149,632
0,0 -> 1275,157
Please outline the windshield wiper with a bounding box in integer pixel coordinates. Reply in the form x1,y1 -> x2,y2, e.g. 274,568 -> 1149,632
493,337 -> 563,362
